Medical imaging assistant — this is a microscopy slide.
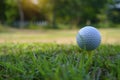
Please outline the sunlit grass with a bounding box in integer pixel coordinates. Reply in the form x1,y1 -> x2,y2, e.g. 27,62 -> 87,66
0,28 -> 120,44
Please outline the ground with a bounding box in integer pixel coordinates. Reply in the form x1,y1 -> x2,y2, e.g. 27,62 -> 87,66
0,43 -> 120,80
0,28 -> 120,80
0,28 -> 120,44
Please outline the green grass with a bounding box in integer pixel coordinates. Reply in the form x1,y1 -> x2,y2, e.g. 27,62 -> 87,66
0,43 -> 120,80
0,28 -> 120,44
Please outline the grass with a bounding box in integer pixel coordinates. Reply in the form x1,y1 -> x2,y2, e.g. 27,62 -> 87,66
0,28 -> 120,80
0,28 -> 120,44
0,43 -> 120,80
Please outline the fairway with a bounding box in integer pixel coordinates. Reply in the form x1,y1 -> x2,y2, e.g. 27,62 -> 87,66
0,43 -> 120,80
0,28 -> 120,80
0,29 -> 120,80
0,28 -> 120,44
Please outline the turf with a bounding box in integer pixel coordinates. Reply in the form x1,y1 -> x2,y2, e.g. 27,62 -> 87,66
0,43 -> 120,80
0,28 -> 120,44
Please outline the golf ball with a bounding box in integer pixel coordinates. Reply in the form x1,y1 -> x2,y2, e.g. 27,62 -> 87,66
76,26 -> 101,51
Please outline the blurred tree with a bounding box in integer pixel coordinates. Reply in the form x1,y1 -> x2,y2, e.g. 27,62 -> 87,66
107,0 -> 120,23
36,0 -> 56,28
52,0 -> 108,27
53,0 -> 81,27
5,0 -> 18,25
17,0 -> 24,28
0,0 -> 6,24
3,0 -> 49,27
80,0 -> 108,24
21,0 -> 48,21
0,0 -> 114,28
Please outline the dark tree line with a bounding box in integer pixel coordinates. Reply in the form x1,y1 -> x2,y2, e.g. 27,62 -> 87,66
0,0 -> 120,28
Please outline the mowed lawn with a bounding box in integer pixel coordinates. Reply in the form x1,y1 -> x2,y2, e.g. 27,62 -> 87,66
0,28 -> 120,80
0,43 -> 120,80
0,28 -> 120,44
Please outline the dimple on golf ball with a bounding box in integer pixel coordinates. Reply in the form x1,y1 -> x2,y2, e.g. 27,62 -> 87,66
76,26 -> 101,51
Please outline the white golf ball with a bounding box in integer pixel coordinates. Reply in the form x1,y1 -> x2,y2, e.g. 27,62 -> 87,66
76,26 -> 101,51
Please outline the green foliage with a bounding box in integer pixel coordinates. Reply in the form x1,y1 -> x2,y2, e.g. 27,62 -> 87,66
107,9 -> 120,24
53,0 -> 108,25
107,0 -> 120,24
5,0 -> 18,25
0,43 -> 120,80
80,0 -> 108,23
0,0 -> 19,25
0,0 -> 120,28
0,0 -> 6,23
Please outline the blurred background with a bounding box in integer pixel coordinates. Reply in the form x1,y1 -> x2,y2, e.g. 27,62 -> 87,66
0,0 -> 120,44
